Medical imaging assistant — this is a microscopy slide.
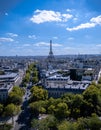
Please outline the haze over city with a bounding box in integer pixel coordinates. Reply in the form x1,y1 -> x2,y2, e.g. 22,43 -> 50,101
0,0 -> 101,56
0,1 -> 101,129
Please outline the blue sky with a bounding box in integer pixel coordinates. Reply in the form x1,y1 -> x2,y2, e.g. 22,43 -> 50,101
0,0 -> 101,56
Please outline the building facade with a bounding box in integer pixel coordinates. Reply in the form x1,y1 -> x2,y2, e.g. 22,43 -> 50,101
0,83 -> 13,102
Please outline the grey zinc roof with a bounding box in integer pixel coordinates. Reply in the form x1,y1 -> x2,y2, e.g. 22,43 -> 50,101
0,73 -> 18,79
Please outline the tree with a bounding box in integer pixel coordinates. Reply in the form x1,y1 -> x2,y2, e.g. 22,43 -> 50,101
61,93 -> 75,109
12,86 -> 24,97
58,121 -> 68,130
77,114 -> 101,130
98,77 -> 101,84
96,83 -> 101,89
31,115 -> 57,130
8,86 -> 24,105
4,103 -> 20,124
48,105 -> 55,114
38,115 -> 58,130
32,70 -> 38,77
29,101 -> 46,117
8,93 -> 22,105
31,119 -> 39,129
76,117 -> 89,130
0,123 -> 13,130
55,102 -> 70,120
32,76 -> 38,84
29,102 -> 39,117
71,94 -> 83,119
0,104 -> 3,116
88,114 -> 101,130
23,72 -> 30,83
58,121 -> 77,130
83,85 -> 101,116
48,97 -> 62,107
91,81 -> 97,86
30,86 -> 48,101
44,115 -> 57,129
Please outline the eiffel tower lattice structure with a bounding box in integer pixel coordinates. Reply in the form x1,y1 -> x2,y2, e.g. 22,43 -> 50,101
47,40 -> 55,63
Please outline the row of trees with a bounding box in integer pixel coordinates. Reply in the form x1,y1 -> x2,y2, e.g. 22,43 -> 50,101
31,114 -> 101,130
30,63 -> 39,83
21,63 -> 39,87
8,86 -> 25,105
0,86 -> 25,125
0,63 -> 39,129
29,81 -> 101,130
29,83 -> 101,119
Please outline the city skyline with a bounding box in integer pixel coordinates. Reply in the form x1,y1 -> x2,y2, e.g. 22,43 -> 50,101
0,0 -> 101,56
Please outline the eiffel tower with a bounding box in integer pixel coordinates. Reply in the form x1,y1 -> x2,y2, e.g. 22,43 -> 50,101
47,40 -> 55,62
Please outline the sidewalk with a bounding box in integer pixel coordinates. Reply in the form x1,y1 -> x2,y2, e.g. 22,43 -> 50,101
0,115 -> 19,130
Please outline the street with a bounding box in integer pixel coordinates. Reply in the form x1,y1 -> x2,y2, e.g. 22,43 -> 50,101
12,87 -> 31,130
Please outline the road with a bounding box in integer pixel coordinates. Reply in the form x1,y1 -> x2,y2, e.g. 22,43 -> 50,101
13,88 -> 31,130
14,104 -> 30,130
96,69 -> 101,84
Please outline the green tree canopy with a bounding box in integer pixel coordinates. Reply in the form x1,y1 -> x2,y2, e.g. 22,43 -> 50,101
58,120 -> 77,130
83,85 -> 101,116
12,86 -> 24,97
29,100 -> 46,117
4,103 -> 20,124
77,114 -> 101,130
4,103 -> 20,117
0,104 -> 3,116
31,115 -> 58,130
8,93 -> 22,105
30,86 -> 48,101
55,102 -> 70,120
8,86 -> 24,105
98,77 -> 101,84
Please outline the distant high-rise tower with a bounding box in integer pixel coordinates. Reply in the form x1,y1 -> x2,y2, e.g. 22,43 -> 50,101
47,40 -> 55,62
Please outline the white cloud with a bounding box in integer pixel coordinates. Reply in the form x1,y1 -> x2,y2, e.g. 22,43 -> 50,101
35,42 -> 62,47
62,13 -> 73,22
35,42 -> 49,47
53,36 -> 58,39
7,33 -> 18,37
66,22 -> 96,31
30,9 -> 73,24
0,37 -> 14,42
90,15 -> 101,25
28,35 -> 37,39
66,15 -> 101,31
